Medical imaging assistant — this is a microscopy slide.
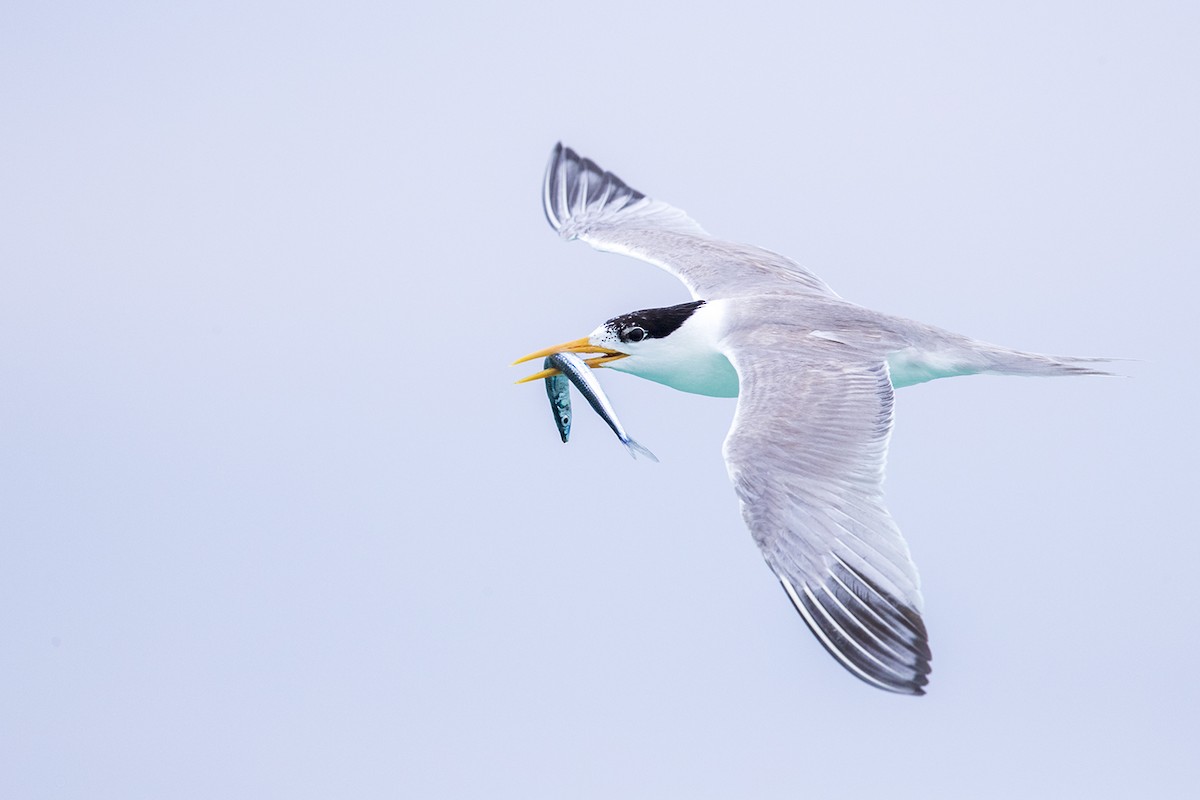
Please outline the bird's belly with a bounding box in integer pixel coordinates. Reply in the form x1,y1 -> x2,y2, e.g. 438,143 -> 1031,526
887,347 -> 977,388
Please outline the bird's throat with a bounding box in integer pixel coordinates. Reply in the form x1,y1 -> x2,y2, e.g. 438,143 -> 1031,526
608,350 -> 739,397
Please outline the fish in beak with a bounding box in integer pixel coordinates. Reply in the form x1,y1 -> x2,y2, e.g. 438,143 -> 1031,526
512,336 -> 628,383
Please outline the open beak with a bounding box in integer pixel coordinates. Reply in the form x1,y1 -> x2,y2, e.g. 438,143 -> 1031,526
512,336 -> 628,383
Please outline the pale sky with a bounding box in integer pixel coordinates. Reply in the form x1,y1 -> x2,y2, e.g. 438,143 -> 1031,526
2,2 -> 1197,797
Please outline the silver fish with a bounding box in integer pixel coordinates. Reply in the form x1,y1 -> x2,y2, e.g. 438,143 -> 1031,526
545,352 -> 658,462
544,357 -> 571,442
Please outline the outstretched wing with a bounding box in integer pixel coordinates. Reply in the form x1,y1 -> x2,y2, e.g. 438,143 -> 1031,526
543,143 -> 838,301
722,337 -> 931,694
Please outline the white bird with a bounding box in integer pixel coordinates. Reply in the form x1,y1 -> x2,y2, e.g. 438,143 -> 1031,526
515,143 -> 1110,695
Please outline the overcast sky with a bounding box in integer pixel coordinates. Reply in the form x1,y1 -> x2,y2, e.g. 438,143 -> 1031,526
2,2 -> 1197,798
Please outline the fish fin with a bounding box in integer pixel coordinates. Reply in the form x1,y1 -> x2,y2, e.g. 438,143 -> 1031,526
624,438 -> 659,463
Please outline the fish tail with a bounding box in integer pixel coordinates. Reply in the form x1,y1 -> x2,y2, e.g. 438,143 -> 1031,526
624,438 -> 659,463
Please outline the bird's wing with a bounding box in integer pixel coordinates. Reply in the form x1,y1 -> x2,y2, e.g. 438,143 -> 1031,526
721,336 -> 931,694
543,143 -> 838,300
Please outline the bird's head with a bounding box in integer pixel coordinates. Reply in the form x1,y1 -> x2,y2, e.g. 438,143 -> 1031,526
513,300 -> 708,383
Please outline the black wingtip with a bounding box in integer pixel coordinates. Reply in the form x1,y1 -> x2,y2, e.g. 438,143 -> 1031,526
541,144 -> 647,235
781,571 -> 933,696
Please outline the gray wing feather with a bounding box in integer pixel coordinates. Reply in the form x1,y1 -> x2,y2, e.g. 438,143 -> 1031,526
722,338 -> 931,694
543,143 -> 839,301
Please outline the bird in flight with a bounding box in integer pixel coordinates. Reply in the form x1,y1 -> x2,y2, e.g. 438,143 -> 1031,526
514,143 -> 1110,695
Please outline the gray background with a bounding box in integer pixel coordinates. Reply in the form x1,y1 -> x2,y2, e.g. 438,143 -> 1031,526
3,2 -> 1196,797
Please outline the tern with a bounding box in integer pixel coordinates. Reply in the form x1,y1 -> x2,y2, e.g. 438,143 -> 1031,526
514,143 -> 1110,695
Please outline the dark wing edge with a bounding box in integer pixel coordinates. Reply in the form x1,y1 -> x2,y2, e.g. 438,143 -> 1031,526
781,557 -> 932,696
543,142 -> 647,233
542,143 -> 708,241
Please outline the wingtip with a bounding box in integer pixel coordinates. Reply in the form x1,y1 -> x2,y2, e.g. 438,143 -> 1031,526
780,574 -> 933,695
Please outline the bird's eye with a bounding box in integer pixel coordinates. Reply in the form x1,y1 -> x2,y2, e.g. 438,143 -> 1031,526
625,326 -> 646,343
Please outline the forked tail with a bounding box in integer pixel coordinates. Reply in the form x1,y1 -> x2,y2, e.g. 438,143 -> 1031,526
887,330 -> 1123,387
978,346 -> 1120,379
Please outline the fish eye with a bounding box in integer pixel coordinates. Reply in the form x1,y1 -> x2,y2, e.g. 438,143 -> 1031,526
624,326 -> 646,343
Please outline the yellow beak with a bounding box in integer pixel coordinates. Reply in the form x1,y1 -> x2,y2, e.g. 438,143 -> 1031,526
511,336 -> 628,383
